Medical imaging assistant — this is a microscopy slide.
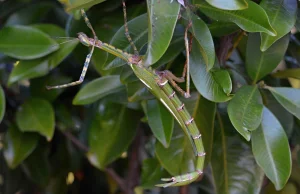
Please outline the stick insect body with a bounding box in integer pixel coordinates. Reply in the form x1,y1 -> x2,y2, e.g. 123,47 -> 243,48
47,4 -> 205,187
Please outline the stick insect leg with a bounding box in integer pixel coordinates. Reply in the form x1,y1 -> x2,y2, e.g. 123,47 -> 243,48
155,21 -> 193,98
122,0 -> 139,55
156,70 -> 190,98
46,9 -> 97,90
184,21 -> 192,97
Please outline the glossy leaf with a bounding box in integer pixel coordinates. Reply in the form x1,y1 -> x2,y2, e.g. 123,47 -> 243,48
143,99 -> 174,148
140,158 -> 169,188
208,22 -> 239,37
0,26 -> 58,60
126,80 -> 153,102
87,102 -> 139,169
228,85 -> 263,141
92,15 -> 124,75
193,95 -> 216,165
263,90 -> 294,137
190,41 -> 232,102
4,2 -> 54,26
212,115 -> 264,194
195,0 -> 276,36
143,0 -> 180,66
104,14 -> 148,70
4,125 -> 39,169
246,33 -> 289,83
30,75 -> 72,103
252,107 -> 291,190
0,86 -> 5,123
151,25 -> 185,68
8,25 -> 78,85
32,24 -> 79,69
155,94 -> 203,176
260,0 -> 297,51
16,98 -> 55,141
185,9 -> 215,70
267,87 -> 300,119
8,59 -> 49,85
272,68 -> 300,80
156,124 -> 195,176
205,0 -> 248,10
73,75 -> 124,105
295,10 -> 300,32
59,0 -> 106,11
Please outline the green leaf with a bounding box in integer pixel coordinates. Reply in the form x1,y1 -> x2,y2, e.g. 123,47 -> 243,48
7,25 -> 78,86
252,107 -> 291,190
59,0 -> 106,11
30,75 -> 72,102
267,87 -> 300,119
151,25 -> 185,68
295,9 -> 300,32
195,0 -> 276,36
8,59 -> 49,85
92,15 -> 124,75
140,158 -> 169,188
263,90 -> 294,137
22,146 -> 50,187
4,125 -> 39,169
204,0 -> 248,10
228,86 -> 263,141
126,80 -> 153,102
87,102 -> 139,169
155,94 -> 202,176
0,26 -> 58,60
246,33 -> 289,83
73,75 -> 124,105
211,114 -> 264,194
156,124 -> 195,175
260,0 -> 297,51
142,99 -> 174,148
208,22 -> 239,37
143,0 -> 180,66
0,86 -> 5,123
16,98 -> 55,141
190,41 -> 232,102
185,9 -> 215,70
4,2 -> 54,26
103,14 -> 148,70
193,95 -> 216,165
272,68 -> 300,80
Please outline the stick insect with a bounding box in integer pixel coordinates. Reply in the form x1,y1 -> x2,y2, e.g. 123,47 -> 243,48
47,1 -> 205,187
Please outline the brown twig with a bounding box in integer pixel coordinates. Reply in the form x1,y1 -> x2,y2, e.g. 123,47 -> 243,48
179,185 -> 189,194
105,168 -> 128,193
61,130 -> 89,152
226,30 -> 246,60
216,32 -> 239,66
126,127 -> 143,194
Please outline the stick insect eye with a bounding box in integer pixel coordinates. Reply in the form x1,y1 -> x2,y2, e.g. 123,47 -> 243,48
77,32 -> 91,46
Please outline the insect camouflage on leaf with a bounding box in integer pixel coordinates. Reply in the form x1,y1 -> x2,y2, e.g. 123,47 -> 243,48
47,0 -> 205,187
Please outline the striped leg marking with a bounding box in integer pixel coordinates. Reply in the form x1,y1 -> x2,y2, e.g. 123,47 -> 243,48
46,47 -> 95,90
46,9 -> 97,90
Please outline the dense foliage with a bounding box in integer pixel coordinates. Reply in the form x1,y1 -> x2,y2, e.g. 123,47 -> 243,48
0,0 -> 300,193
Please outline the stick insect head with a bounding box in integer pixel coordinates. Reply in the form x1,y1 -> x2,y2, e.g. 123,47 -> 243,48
77,32 -> 91,47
